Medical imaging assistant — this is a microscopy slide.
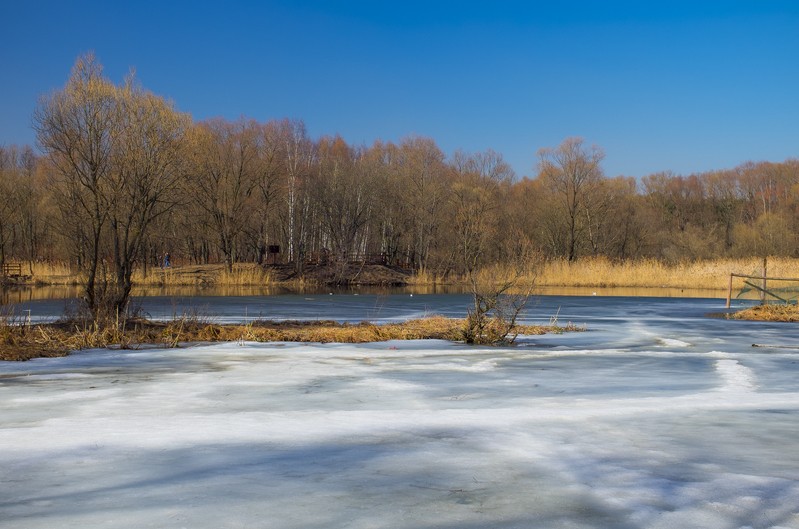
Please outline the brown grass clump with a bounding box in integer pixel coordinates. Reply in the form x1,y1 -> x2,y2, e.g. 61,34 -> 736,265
0,325 -> 70,361
729,304 -> 799,322
0,316 -> 581,362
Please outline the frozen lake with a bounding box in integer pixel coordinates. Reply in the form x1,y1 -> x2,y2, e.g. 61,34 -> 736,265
2,294 -> 799,528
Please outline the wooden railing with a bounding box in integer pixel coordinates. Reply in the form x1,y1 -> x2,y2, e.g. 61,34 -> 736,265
1,263 -> 22,278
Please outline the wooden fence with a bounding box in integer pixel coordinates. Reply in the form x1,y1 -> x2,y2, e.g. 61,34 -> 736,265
2,262 -> 23,279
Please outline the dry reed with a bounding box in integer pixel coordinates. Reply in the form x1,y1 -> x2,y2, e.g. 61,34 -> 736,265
728,304 -> 799,322
134,263 -> 271,286
17,257 -> 799,290
0,315 -> 580,362
523,257 -> 799,290
405,267 -> 447,285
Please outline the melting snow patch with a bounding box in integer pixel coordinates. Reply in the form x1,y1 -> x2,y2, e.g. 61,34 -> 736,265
656,337 -> 691,348
714,355 -> 758,392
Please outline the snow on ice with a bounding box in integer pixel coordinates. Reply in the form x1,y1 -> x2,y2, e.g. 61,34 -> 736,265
2,295 -> 799,528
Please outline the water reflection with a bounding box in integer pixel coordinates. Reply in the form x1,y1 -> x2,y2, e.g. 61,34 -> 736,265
536,285 -> 729,298
0,285 -> 83,306
132,283 -> 472,298
1,283 -> 751,305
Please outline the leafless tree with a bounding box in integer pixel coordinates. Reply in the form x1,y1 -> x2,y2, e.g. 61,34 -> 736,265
538,137 -> 604,261
34,53 -> 190,321
189,118 -> 261,272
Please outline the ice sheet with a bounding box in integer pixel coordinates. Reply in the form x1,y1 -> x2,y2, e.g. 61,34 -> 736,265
2,296 -> 799,528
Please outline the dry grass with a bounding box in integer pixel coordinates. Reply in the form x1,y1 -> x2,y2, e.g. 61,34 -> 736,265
0,315 -> 580,361
405,267 -> 447,285
134,263 -> 271,286
22,257 -> 799,290
28,261 -> 82,285
406,257 -> 799,291
728,304 -> 799,322
22,262 -> 272,287
522,257 -> 799,290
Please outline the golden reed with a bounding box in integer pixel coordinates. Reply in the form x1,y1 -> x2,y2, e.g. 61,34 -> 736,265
20,257 -> 799,290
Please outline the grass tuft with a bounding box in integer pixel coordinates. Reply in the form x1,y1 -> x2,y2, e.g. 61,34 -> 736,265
728,304 -> 799,322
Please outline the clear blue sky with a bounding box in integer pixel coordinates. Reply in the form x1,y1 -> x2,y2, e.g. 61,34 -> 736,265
1,1 -> 797,178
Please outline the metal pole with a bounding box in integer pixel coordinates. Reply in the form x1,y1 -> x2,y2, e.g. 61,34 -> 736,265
726,273 -> 733,308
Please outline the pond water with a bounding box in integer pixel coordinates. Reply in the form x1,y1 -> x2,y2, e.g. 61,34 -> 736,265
0,283 -> 732,304
0,282 -> 750,325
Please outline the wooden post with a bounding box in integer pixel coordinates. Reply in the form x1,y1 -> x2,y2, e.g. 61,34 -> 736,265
726,273 -> 733,308
761,257 -> 767,305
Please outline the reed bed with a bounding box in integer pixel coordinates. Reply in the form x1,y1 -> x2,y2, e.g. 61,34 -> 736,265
528,257 -> 799,290
403,257 -> 799,293
28,261 -> 82,285
405,267 -> 447,286
26,262 -> 272,287
16,257 -> 799,290
402,257 -> 799,291
134,263 -> 271,286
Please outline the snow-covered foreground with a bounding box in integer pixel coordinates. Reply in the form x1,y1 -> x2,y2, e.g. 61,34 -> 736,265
2,297 -> 799,528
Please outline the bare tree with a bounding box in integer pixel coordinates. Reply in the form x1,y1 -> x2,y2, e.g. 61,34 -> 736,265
462,238 -> 539,345
537,138 -> 604,261
249,121 -> 287,264
277,119 -> 314,266
450,150 -> 536,345
0,162 -> 22,266
314,136 -> 375,264
34,54 -> 117,315
34,53 -> 189,321
189,118 -> 260,272
106,76 -> 190,309
399,137 -> 448,271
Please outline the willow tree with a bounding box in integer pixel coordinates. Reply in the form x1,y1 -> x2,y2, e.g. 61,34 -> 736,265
34,53 -> 190,321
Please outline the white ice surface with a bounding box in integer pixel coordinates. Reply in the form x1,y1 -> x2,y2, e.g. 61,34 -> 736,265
2,305 -> 799,528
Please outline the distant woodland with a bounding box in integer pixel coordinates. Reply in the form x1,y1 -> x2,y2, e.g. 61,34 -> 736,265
2,54 -> 798,280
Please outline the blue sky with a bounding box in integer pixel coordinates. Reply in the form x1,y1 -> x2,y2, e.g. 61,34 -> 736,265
1,1 -> 797,178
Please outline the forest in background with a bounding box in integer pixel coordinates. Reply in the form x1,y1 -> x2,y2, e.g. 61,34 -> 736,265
1,55 -> 798,281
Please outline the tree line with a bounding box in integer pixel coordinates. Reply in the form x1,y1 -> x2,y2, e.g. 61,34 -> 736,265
1,54 -> 798,315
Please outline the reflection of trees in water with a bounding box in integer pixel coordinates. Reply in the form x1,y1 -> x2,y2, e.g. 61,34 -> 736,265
0,285 -> 82,306
0,284 -> 474,309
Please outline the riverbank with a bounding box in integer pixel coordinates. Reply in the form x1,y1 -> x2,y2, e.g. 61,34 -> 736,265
0,316 -> 581,362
